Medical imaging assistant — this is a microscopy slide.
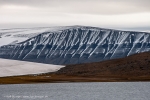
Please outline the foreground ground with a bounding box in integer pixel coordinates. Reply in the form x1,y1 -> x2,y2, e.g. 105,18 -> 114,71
1,74 -> 150,84
1,51 -> 150,84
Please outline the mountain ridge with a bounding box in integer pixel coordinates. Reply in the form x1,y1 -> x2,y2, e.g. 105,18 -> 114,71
0,26 -> 150,65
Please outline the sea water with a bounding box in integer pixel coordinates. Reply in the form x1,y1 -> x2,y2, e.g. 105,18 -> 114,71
0,82 -> 150,100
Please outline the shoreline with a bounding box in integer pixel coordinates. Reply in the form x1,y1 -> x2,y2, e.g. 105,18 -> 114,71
1,74 -> 150,84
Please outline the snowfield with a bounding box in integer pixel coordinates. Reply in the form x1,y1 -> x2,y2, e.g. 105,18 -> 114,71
0,27 -> 68,46
0,28 -> 48,46
0,58 -> 64,77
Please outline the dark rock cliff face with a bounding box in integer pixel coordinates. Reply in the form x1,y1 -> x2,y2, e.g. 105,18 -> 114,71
0,26 -> 150,65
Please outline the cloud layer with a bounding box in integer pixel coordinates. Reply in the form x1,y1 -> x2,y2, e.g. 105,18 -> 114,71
0,0 -> 150,30
0,0 -> 150,14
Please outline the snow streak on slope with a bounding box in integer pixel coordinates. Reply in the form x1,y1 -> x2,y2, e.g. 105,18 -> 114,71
0,26 -> 150,65
0,58 -> 64,77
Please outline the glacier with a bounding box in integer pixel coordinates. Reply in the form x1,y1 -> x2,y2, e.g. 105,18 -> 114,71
0,26 -> 150,65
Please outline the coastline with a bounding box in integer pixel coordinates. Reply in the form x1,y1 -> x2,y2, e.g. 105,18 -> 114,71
1,73 -> 150,84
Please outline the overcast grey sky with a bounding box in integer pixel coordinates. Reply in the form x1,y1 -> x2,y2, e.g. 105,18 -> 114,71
0,0 -> 150,30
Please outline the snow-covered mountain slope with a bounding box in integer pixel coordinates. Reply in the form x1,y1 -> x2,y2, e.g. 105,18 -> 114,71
0,26 -> 150,65
0,58 -> 64,77
0,27 -> 67,46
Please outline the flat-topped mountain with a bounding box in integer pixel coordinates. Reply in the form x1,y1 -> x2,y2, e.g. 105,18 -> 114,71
0,26 -> 150,65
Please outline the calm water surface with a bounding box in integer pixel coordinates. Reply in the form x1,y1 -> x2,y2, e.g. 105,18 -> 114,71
0,82 -> 150,100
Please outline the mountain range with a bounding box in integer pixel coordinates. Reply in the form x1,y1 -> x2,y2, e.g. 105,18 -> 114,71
0,26 -> 150,65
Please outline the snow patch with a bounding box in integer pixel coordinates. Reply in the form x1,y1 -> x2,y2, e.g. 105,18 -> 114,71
0,58 -> 64,77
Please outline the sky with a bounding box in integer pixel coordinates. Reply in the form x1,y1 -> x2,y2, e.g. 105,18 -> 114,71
0,0 -> 150,31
